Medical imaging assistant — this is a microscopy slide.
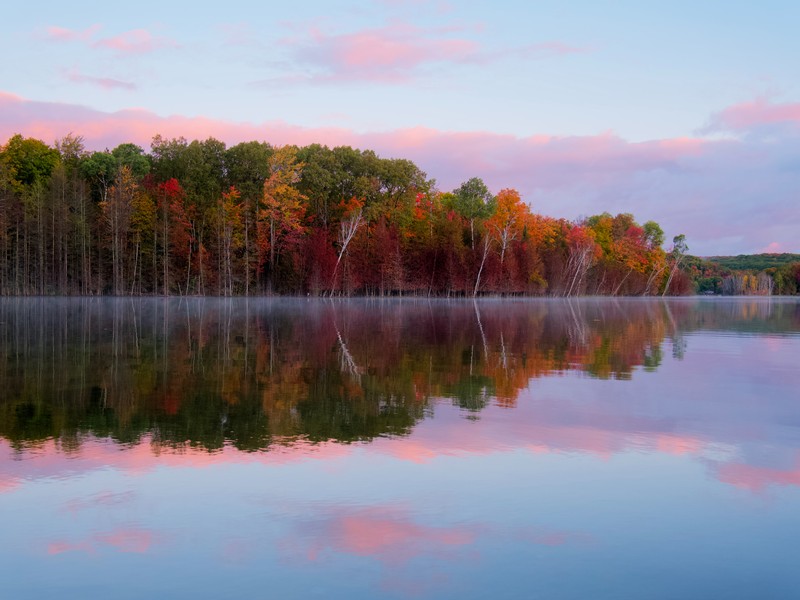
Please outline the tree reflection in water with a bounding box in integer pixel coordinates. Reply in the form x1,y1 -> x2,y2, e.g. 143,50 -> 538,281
0,297 -> 796,452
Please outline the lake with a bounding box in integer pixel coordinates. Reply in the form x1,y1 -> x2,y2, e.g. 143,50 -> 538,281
1,297 -> 798,599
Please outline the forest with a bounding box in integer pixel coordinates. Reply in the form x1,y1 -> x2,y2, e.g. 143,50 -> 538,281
685,254 -> 800,295
0,132 -> 791,297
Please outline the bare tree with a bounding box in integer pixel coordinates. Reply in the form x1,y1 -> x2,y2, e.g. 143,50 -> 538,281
330,204 -> 363,295
662,234 -> 688,297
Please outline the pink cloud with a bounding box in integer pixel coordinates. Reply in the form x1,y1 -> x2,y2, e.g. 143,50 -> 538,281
66,68 -> 136,91
759,242 -> 784,253
275,21 -> 582,84
0,91 -> 703,188
93,29 -> 178,55
45,24 -> 102,42
283,22 -> 477,83
704,98 -> 800,134
43,24 -> 177,55
1,91 -> 799,255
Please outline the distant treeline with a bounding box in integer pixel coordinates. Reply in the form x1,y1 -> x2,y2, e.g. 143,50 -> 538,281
1,132 -> 700,296
685,254 -> 800,295
709,253 -> 800,271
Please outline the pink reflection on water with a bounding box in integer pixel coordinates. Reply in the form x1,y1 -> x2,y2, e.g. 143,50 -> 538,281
277,503 -> 590,595
713,455 -> 800,492
47,528 -> 157,555
48,541 -> 93,555
0,437 -> 353,488
0,477 -> 19,493
281,506 -> 475,566
2,326 -> 798,498
95,529 -> 155,553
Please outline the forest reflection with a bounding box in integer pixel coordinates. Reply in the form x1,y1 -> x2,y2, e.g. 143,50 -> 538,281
0,298 -> 796,452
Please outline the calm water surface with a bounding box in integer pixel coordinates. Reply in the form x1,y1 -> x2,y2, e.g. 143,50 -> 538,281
1,298 -> 799,599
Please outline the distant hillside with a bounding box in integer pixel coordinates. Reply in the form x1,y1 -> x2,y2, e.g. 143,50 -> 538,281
705,253 -> 800,271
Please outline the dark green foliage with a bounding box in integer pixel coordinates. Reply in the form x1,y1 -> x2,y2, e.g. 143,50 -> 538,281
708,253 -> 800,271
111,143 -> 150,179
2,134 -> 60,186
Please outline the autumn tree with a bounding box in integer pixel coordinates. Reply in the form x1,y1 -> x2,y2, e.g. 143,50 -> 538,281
218,186 -> 244,296
488,188 -> 530,274
129,187 -> 157,293
50,134 -> 90,293
564,225 -> 600,297
153,178 -> 194,295
1,133 -> 683,298
225,141 -> 273,294
101,166 -> 138,295
2,135 -> 60,293
259,146 -> 306,291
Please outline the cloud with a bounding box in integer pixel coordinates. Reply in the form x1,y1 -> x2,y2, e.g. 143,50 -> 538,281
0,91 -> 799,255
93,29 -> 179,55
272,20 -> 582,84
278,22 -> 477,84
44,24 -> 178,56
704,98 -> 800,135
759,242 -> 784,253
45,24 -> 102,42
65,68 -> 136,91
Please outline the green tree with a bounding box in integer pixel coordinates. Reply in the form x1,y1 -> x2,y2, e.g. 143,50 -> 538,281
81,151 -> 117,203
225,141 -> 273,294
2,134 -> 59,187
111,143 -> 150,179
452,177 -> 495,249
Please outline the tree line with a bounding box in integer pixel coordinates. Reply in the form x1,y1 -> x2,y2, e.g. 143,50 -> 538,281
0,133 -> 692,296
685,254 -> 800,295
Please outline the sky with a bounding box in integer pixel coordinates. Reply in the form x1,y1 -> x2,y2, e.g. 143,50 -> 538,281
1,0 -> 799,255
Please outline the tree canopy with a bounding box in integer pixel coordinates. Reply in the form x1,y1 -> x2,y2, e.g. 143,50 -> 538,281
7,132 -> 786,297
